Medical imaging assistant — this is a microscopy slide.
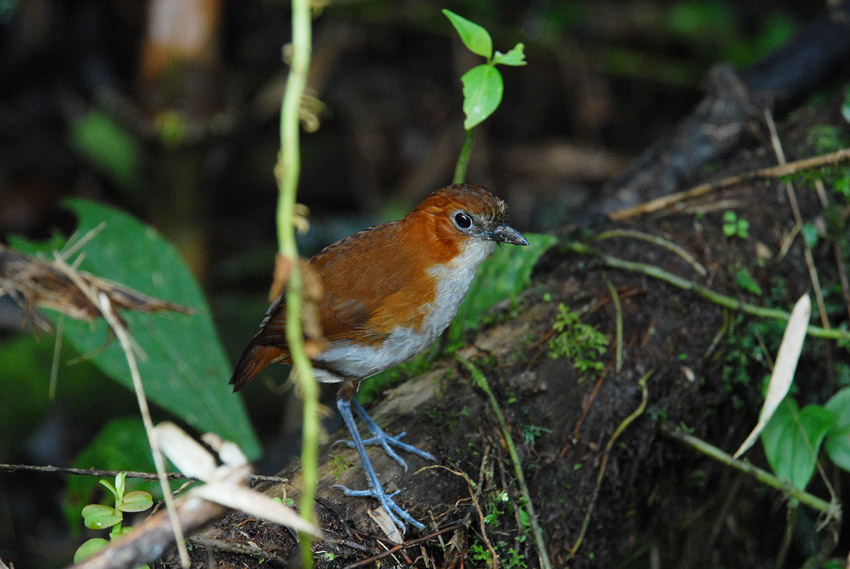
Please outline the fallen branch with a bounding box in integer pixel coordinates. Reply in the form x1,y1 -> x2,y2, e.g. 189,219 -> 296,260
608,148 -> 850,220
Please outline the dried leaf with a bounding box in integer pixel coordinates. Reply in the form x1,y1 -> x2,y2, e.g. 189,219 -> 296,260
0,245 -> 193,327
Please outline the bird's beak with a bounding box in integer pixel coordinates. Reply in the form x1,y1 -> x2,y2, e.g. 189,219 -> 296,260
487,224 -> 528,246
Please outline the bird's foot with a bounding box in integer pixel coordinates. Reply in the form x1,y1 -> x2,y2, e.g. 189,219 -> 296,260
343,398 -> 436,471
337,398 -> 429,534
333,484 -> 425,532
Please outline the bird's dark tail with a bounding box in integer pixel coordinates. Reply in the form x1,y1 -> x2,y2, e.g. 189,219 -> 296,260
229,342 -> 287,392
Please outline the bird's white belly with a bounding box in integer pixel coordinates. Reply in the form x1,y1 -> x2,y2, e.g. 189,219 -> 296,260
314,239 -> 495,383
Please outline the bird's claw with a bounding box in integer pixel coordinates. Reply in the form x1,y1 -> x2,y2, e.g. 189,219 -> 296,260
333,484 -> 423,532
350,400 -> 437,469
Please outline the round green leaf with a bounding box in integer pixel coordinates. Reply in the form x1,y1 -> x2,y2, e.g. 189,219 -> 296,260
761,399 -> 833,490
81,504 -> 122,530
118,490 -> 154,513
824,387 -> 850,434
74,538 -> 110,563
824,387 -> 850,471
443,9 -> 492,59
461,64 -> 504,130
825,427 -> 850,471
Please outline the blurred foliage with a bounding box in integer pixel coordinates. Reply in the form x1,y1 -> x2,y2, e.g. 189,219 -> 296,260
69,111 -> 141,195
11,199 -> 260,459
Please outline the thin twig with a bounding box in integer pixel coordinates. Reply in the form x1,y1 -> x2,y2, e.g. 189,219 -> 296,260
606,280 -> 623,372
52,258 -> 190,568
341,523 -> 464,569
454,355 -> 553,569
421,465 -> 495,569
764,109 -> 831,332
568,370 -> 651,557
562,241 -> 850,342
608,148 -> 850,220
0,463 -> 288,485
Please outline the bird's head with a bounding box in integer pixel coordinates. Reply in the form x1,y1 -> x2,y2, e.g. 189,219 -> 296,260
407,184 -> 528,264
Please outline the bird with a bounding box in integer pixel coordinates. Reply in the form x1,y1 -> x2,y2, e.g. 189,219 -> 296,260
230,183 -> 528,533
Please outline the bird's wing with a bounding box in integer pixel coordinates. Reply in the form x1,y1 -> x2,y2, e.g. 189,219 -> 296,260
310,221 -> 423,344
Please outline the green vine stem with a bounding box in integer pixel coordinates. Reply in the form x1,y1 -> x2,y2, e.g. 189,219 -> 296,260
605,280 -> 623,372
661,426 -> 837,516
563,241 -> 850,342
455,354 -> 553,569
275,0 -> 318,565
453,128 -> 474,184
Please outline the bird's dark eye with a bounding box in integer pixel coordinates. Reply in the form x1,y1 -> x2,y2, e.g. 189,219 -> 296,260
454,212 -> 472,229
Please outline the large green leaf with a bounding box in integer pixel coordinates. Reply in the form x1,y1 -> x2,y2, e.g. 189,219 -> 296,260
761,398 -> 833,490
11,198 -> 260,459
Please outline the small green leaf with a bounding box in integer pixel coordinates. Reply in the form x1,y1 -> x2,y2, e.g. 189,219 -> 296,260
825,425 -> 850,471
443,9 -> 492,59
82,504 -> 122,530
118,490 -> 154,513
99,479 -> 120,503
801,222 -> 819,249
114,472 -> 126,499
761,399 -> 833,489
842,87 -> 850,124
74,538 -> 110,563
461,64 -> 504,130
824,387 -> 850,471
492,43 -> 527,67
734,267 -> 762,296
69,110 -> 141,193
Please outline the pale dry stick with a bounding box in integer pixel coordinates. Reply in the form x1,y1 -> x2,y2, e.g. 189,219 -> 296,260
52,258 -> 190,568
61,222 -> 107,261
764,109 -> 830,333
608,148 -> 850,221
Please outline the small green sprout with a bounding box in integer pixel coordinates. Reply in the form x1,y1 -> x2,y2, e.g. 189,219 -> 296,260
722,211 -> 749,239
74,472 -> 154,566
443,9 -> 526,130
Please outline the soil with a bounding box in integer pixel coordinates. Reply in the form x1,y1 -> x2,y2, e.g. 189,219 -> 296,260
153,91 -> 850,568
